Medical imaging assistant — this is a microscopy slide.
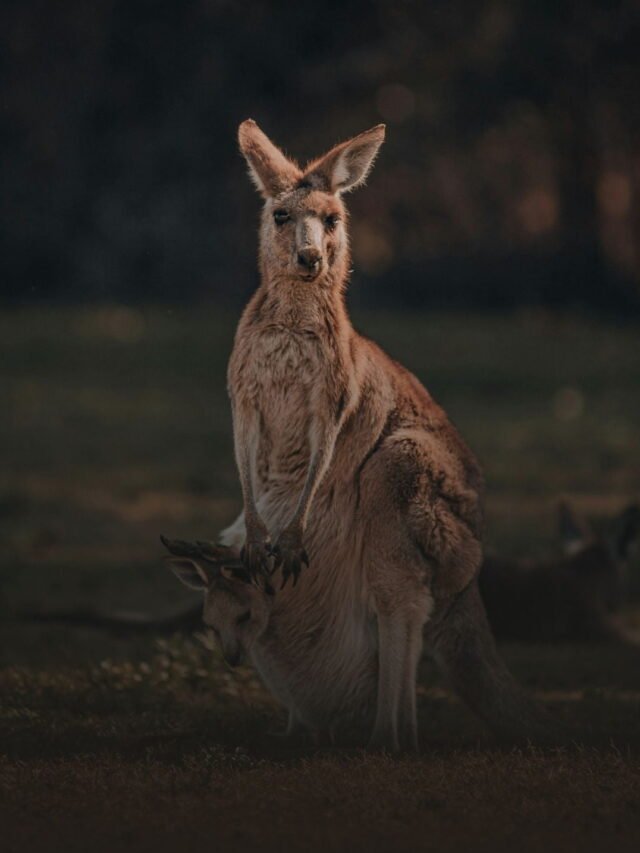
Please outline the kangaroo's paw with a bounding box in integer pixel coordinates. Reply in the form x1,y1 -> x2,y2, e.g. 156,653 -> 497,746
272,528 -> 309,589
241,540 -> 272,582
240,521 -> 272,582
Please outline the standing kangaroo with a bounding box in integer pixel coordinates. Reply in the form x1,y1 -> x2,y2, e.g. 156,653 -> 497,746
188,120 -> 546,750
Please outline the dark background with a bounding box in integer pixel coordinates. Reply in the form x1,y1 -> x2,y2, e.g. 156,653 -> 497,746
2,0 -> 640,311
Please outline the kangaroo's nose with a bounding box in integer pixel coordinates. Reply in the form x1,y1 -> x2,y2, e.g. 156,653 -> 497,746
297,248 -> 322,272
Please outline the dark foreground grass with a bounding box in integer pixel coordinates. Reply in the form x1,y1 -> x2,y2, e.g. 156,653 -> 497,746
1,306 -> 640,851
1,639 -> 640,853
4,747 -> 639,853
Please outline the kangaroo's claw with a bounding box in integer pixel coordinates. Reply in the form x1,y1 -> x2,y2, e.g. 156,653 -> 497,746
241,540 -> 272,582
274,543 -> 309,589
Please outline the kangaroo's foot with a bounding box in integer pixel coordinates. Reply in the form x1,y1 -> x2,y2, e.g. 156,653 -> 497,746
268,724 -> 305,739
368,723 -> 420,754
367,727 -> 400,753
268,711 -> 306,739
369,593 -> 428,756
398,718 -> 419,753
312,727 -> 336,748
272,524 -> 309,589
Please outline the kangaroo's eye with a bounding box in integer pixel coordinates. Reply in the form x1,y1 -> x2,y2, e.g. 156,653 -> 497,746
236,610 -> 251,625
273,209 -> 290,226
324,214 -> 339,232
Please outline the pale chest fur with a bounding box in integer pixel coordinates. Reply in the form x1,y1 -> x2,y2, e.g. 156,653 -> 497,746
231,324 -> 325,407
228,321 -> 343,492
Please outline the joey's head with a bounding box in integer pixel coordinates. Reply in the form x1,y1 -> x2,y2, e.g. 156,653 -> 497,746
169,556 -> 273,668
238,119 -> 385,289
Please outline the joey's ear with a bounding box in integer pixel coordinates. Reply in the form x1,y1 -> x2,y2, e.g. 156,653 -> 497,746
238,119 -> 301,198
609,504 -> 640,560
304,124 -> 386,194
167,557 -> 211,591
558,501 -> 591,555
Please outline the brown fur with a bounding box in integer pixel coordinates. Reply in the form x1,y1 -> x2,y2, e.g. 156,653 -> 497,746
166,538 -> 549,746
26,504 -> 636,655
19,118 -> 555,746
170,122 -> 547,750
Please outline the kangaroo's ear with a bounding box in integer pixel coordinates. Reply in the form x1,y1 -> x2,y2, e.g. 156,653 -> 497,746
304,124 -> 386,195
238,119 -> 301,198
608,504 -> 640,560
167,557 -> 211,591
558,501 -> 591,555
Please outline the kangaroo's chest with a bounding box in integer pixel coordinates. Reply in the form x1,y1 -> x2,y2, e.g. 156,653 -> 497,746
237,326 -> 324,399
230,326 -> 332,474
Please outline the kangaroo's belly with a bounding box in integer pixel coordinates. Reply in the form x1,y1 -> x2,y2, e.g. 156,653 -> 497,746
250,609 -> 378,731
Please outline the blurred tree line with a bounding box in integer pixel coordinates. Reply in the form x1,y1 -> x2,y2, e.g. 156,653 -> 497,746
1,0 -> 640,311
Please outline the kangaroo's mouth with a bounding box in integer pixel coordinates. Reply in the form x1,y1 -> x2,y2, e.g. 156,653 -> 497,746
298,269 -> 322,283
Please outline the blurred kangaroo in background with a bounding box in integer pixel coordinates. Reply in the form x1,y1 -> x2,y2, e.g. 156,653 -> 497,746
480,502 -> 640,643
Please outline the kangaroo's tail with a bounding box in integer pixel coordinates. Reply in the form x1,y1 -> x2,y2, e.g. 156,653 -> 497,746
424,580 -> 556,742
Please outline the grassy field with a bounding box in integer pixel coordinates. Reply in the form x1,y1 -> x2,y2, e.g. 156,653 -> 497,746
1,305 -> 640,852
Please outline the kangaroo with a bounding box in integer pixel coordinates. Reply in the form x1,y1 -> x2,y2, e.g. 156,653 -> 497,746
18,124 -> 548,748
480,502 -> 640,643
171,120 -> 548,750
223,120 -> 484,750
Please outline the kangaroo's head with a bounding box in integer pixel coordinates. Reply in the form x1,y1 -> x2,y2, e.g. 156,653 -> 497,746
169,556 -> 273,667
558,501 -> 640,610
238,119 -> 385,289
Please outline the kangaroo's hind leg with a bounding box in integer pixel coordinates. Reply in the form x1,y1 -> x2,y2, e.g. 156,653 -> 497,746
397,608 -> 430,751
424,579 -> 552,741
368,608 -> 405,752
369,592 -> 431,753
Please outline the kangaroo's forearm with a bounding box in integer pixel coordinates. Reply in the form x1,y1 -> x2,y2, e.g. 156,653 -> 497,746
232,405 -> 272,575
231,405 -> 262,528
288,422 -> 341,531
290,451 -> 323,531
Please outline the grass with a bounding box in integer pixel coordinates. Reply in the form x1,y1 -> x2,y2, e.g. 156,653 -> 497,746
1,304 -> 640,852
